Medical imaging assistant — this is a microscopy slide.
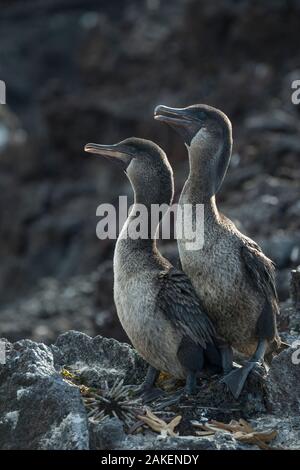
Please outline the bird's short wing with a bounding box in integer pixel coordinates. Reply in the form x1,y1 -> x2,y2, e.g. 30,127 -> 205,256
156,267 -> 216,348
241,241 -> 281,344
241,241 -> 278,304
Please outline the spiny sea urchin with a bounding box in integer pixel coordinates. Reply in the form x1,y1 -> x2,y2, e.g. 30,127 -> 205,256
82,378 -> 143,427
60,368 -> 145,428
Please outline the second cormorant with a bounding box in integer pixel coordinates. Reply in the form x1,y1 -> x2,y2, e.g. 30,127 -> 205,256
154,104 -> 282,398
85,137 -> 222,398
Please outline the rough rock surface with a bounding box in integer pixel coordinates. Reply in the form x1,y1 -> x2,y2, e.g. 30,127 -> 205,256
266,341 -> 300,415
0,331 -> 145,450
0,337 -> 88,450
0,330 -> 300,450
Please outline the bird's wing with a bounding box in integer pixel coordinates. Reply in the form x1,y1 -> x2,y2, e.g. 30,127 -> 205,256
156,267 -> 216,348
241,241 -> 278,303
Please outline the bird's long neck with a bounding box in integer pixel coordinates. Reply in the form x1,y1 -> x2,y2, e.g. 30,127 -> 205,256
120,207 -> 157,253
118,178 -> 173,260
183,123 -> 232,214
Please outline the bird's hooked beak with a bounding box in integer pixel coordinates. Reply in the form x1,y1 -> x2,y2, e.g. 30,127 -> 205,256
84,142 -> 132,170
154,105 -> 195,125
154,105 -> 202,145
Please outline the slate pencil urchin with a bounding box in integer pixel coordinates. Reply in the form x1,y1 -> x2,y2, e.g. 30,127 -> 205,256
82,378 -> 143,428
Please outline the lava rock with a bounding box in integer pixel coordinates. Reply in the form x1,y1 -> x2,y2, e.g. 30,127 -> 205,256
0,338 -> 89,450
1,330 -> 300,450
52,330 -> 147,387
0,330 -> 146,449
89,417 -> 126,450
266,342 -> 300,415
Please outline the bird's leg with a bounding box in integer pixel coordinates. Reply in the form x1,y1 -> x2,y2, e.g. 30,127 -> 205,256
169,371 -> 198,401
252,338 -> 268,363
221,339 -> 268,399
136,366 -> 165,402
177,336 -> 203,396
141,365 -> 160,390
219,344 -> 234,374
184,371 -> 197,395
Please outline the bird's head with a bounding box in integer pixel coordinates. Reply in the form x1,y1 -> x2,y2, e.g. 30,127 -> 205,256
154,104 -> 233,198
84,137 -> 174,206
154,103 -> 232,146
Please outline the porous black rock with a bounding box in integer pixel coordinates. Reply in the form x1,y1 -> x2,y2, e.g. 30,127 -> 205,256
52,330 -> 147,387
0,331 -> 146,449
265,342 -> 300,415
0,337 -> 89,450
1,330 -> 300,450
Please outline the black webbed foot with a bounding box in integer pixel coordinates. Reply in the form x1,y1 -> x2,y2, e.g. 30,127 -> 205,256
221,338 -> 269,399
221,360 -> 264,399
133,365 -> 166,402
138,386 -> 166,403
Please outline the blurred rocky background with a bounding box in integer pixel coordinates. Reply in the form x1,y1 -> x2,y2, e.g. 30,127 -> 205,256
0,0 -> 299,344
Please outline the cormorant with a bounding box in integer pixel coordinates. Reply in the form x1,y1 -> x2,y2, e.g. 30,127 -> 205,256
85,137 -> 222,397
154,104 -> 282,398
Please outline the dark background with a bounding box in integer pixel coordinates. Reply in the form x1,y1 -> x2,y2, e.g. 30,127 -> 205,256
0,0 -> 299,344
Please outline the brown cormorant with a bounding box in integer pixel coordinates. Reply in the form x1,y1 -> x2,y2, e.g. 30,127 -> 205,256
154,104 -> 282,398
84,137 -> 222,398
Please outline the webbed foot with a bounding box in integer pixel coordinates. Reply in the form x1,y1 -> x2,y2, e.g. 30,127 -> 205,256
139,386 -> 166,403
221,360 -> 263,399
221,338 -> 269,398
133,365 -> 166,402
